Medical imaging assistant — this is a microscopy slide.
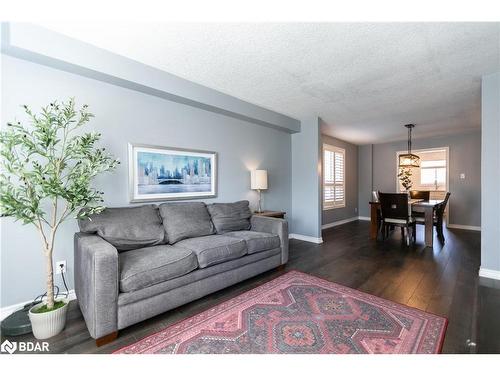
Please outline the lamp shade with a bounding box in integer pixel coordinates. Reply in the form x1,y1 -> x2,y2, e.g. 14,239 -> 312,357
251,170 -> 268,190
398,153 -> 421,168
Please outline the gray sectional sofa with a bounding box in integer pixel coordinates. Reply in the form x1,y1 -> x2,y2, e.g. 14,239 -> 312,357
74,200 -> 288,344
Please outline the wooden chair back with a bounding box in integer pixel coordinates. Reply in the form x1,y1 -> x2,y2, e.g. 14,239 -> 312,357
378,192 -> 411,221
436,192 -> 451,218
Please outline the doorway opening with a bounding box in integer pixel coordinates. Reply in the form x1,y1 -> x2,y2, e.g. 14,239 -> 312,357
396,147 -> 450,223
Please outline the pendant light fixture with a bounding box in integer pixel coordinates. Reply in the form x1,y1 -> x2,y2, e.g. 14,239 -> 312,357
398,124 -> 420,168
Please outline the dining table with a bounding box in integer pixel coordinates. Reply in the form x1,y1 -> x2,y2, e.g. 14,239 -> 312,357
369,198 -> 445,247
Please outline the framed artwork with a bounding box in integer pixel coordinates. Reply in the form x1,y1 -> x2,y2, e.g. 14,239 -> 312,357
128,143 -> 217,202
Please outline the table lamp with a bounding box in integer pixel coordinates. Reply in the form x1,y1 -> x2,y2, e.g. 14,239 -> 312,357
251,170 -> 268,213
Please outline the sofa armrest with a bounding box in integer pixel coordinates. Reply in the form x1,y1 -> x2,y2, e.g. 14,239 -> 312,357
250,215 -> 289,264
74,232 -> 119,339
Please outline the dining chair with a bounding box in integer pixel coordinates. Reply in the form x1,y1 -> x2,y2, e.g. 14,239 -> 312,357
409,190 -> 430,201
372,191 -> 383,237
415,192 -> 451,241
410,191 -> 430,221
378,192 -> 416,246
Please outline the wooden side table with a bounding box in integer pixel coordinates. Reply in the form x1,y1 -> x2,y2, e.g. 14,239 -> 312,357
253,210 -> 286,219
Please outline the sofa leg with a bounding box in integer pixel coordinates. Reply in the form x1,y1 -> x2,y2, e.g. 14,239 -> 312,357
95,331 -> 118,347
277,264 -> 286,271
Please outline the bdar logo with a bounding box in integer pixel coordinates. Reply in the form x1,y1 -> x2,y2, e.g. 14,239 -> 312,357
1,339 -> 17,354
0,339 -> 49,353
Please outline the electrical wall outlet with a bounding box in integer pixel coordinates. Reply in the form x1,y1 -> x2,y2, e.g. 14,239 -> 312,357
56,260 -> 66,274
354,207 -> 358,213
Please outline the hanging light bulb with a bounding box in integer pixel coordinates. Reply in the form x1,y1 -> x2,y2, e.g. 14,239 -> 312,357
398,124 -> 420,168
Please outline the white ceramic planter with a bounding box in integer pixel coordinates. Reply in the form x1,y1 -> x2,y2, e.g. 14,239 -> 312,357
28,299 -> 69,339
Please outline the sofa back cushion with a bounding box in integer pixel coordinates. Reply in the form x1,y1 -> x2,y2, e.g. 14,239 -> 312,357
78,205 -> 166,251
206,200 -> 252,233
159,202 -> 215,244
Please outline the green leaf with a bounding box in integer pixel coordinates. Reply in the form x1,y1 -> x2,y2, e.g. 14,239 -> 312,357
0,98 -> 118,226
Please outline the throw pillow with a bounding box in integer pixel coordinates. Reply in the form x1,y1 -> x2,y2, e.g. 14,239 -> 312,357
206,200 -> 252,233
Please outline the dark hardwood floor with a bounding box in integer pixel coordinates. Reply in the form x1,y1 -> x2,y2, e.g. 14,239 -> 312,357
3,220 -> 498,354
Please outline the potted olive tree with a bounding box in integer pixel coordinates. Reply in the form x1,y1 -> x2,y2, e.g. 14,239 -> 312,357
0,99 -> 119,339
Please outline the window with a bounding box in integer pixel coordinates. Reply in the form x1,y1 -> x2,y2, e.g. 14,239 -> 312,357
420,159 -> 446,189
323,144 -> 345,209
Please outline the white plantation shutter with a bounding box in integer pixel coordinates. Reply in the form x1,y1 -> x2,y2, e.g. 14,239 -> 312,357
323,145 -> 345,209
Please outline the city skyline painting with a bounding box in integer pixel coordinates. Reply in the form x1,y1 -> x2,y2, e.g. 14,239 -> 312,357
128,144 -> 217,202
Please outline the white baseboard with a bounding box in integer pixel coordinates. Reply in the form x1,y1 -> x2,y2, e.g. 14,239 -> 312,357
322,216 -> 359,229
447,224 -> 481,231
479,268 -> 500,280
0,290 -> 76,320
289,233 -> 323,244
322,216 -> 370,230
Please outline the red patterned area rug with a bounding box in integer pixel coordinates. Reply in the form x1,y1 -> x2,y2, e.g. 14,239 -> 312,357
114,271 -> 447,354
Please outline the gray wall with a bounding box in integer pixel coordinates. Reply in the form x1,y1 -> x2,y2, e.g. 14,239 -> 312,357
358,131 -> 482,227
291,117 -> 321,239
321,135 -> 359,225
0,55 -> 293,307
481,72 -> 500,273
358,144 -> 373,218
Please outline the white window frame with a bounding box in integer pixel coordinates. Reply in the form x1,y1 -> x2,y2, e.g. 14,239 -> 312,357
395,147 -> 449,194
323,144 -> 346,210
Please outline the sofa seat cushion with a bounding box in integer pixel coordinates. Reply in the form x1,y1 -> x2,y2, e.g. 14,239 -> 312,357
159,202 -> 215,244
118,247 -> 281,307
222,231 -> 280,254
206,200 -> 252,233
119,245 -> 198,292
78,205 -> 166,251
174,235 -> 247,268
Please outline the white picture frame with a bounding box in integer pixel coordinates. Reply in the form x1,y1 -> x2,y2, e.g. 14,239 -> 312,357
128,143 -> 217,203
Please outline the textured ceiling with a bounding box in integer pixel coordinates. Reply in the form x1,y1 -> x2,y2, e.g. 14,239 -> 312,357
38,22 -> 500,144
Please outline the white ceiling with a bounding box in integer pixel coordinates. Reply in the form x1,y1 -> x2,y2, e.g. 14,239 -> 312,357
37,22 -> 500,144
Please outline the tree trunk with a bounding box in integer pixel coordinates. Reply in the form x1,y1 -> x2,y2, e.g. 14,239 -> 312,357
45,249 -> 55,309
